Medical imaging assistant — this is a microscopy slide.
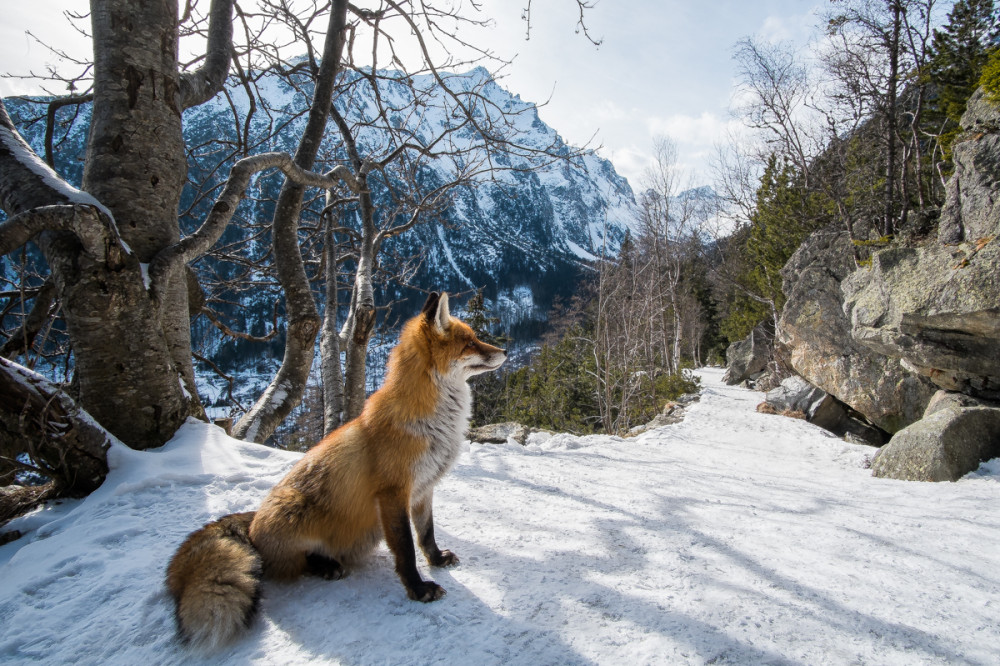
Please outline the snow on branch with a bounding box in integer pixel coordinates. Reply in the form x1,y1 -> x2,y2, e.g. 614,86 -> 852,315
0,98 -> 115,223
0,356 -> 113,498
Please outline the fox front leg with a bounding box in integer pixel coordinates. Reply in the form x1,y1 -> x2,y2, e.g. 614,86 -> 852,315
412,495 -> 459,567
379,489 -> 446,602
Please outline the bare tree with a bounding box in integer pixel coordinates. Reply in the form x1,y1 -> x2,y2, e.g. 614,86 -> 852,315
1,0 -> 600,514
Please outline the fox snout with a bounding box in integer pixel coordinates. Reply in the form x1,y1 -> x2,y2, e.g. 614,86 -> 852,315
467,344 -> 506,375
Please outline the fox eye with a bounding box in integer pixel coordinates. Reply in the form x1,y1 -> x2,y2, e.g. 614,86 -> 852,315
465,341 -> 476,350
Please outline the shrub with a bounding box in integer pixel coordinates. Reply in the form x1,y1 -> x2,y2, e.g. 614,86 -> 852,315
980,48 -> 1000,106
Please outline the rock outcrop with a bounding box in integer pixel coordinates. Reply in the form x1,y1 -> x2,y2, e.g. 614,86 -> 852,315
468,422 -> 554,445
777,230 -> 935,433
871,397 -> 1000,482
938,89 -> 1000,245
722,322 -> 772,386
842,89 -> 1000,402
627,393 -> 699,436
763,375 -> 886,445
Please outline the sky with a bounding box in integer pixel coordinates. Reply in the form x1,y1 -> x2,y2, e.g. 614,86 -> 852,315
0,1 -> 825,189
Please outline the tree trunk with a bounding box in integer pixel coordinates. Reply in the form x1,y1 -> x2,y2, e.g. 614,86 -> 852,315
1,95 -> 192,448
233,0 -> 349,443
320,214 -> 344,433
341,173 -> 378,422
79,0 -> 204,445
0,357 -> 112,497
884,0 -> 902,237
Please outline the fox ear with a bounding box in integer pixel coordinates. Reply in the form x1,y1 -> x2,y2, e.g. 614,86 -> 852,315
421,291 -> 450,332
421,292 -> 440,319
433,292 -> 451,332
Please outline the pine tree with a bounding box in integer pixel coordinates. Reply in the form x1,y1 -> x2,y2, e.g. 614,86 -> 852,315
720,155 -> 827,342
461,289 -> 510,349
927,0 -> 1000,160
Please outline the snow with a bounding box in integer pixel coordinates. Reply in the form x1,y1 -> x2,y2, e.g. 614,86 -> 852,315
436,224 -> 476,289
0,124 -> 116,225
2,368 -> 998,665
566,239 -> 599,261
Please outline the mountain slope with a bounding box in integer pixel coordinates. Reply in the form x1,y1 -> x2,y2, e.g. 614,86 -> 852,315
2,368 -> 998,665
7,67 -> 635,329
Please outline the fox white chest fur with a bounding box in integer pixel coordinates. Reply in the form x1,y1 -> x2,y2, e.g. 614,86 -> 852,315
408,370 -> 472,495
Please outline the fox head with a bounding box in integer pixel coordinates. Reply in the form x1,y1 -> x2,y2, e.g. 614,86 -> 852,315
421,292 -> 507,378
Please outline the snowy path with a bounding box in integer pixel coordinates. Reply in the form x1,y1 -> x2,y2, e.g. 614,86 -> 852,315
1,368 -> 998,665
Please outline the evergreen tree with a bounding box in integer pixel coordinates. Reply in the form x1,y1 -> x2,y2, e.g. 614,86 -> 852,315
461,289 -> 510,349
927,0 -> 1000,160
720,155 -> 827,342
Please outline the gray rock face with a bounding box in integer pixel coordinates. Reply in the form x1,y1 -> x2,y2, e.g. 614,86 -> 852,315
923,390 -> 993,416
764,375 -> 885,445
778,230 -> 935,433
842,239 -> 1000,399
843,88 -> 1000,400
871,405 -> 1000,481
468,422 -> 555,445
842,90 -> 1000,401
939,89 -> 1000,245
627,397 -> 697,436
765,376 -> 828,416
468,422 -> 531,444
722,323 -> 771,386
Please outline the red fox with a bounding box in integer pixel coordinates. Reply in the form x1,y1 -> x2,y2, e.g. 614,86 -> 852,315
166,292 -> 506,649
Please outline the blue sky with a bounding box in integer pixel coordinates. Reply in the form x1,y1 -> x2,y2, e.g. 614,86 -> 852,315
479,0 -> 824,187
1,1 -> 824,188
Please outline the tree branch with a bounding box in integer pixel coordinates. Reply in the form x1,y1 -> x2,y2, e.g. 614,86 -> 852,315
0,357 -> 112,498
44,94 -> 93,167
147,152 -> 358,304
0,204 -> 113,262
0,278 -> 56,360
178,0 -> 235,110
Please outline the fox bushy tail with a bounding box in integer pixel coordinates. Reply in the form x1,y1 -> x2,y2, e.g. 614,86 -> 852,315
166,512 -> 262,650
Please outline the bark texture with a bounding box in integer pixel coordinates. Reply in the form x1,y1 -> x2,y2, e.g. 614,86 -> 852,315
0,357 -> 111,497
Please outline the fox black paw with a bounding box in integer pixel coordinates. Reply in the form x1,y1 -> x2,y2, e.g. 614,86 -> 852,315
407,581 -> 446,602
430,549 -> 459,567
306,553 -> 345,580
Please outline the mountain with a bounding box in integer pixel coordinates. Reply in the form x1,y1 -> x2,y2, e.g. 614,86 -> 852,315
4,65 -> 637,416
182,65 -> 636,332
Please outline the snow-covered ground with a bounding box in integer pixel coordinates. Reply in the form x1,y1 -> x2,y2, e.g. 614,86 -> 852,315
1,368 -> 998,665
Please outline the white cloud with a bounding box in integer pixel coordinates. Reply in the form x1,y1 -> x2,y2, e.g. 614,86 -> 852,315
758,11 -> 819,46
596,144 -> 652,190
646,112 -> 731,148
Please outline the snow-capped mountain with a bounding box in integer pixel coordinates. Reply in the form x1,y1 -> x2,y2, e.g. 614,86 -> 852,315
8,65 -> 636,331
5,65 -> 639,416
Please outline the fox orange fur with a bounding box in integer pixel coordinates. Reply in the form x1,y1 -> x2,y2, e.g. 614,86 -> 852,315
166,292 -> 506,649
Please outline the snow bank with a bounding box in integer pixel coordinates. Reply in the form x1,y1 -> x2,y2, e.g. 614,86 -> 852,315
1,369 -> 998,665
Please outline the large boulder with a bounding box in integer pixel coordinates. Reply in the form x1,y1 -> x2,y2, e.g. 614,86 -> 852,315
842,90 -> 1000,401
764,375 -> 885,445
722,322 -> 771,385
871,404 -> 1000,482
778,230 -> 935,433
468,422 -> 531,444
468,422 -> 554,445
842,241 -> 1000,399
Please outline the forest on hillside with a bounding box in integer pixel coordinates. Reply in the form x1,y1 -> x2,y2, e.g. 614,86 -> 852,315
1,0 -> 999,521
